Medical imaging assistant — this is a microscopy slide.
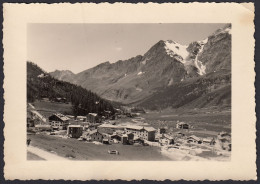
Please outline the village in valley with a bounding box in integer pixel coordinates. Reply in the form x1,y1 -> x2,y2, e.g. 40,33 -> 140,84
26,24 -> 232,161
27,97 -> 231,161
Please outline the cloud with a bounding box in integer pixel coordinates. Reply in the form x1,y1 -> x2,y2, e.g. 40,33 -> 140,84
115,47 -> 122,51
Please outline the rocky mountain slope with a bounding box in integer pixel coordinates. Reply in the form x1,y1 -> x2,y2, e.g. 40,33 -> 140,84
49,70 -> 76,83
50,24 -> 231,110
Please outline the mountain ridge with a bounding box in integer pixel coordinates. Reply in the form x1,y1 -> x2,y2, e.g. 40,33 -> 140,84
49,24 -> 231,110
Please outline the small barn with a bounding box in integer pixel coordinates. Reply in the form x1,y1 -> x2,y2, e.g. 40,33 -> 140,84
187,135 -> 202,144
163,134 -> 174,144
176,122 -> 189,129
67,125 -> 83,138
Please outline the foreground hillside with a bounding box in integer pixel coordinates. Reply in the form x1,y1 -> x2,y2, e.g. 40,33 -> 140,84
27,62 -> 115,115
50,24 -> 231,110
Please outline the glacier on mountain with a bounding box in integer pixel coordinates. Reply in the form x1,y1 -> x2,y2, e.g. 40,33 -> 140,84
164,40 -> 189,64
164,39 -> 207,76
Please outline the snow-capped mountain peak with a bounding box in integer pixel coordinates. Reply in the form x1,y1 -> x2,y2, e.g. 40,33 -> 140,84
164,39 -> 207,76
164,40 -> 189,64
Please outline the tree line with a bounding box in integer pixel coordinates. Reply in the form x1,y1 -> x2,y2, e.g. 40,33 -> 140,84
27,62 -> 115,116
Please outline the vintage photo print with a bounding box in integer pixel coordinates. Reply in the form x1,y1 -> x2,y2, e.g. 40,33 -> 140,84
3,3 -> 255,180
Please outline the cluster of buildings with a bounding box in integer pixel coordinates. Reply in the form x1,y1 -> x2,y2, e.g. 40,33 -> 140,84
68,124 -> 157,145
27,105 -> 231,151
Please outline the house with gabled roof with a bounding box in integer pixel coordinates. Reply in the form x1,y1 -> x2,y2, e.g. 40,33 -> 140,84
187,135 -> 202,144
88,129 -> 103,142
49,113 -> 70,130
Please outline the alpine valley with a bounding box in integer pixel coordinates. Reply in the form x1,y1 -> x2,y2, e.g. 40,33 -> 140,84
50,24 -> 231,111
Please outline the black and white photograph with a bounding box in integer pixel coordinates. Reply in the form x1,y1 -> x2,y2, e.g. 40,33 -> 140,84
3,3 -> 255,180
26,23 -> 232,161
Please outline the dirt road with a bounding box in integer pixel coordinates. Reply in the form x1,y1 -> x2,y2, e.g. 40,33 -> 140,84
27,146 -> 68,161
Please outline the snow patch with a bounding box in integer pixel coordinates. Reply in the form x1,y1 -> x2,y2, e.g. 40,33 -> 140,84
141,58 -> 148,65
195,38 -> 208,75
164,40 -> 189,64
164,39 -> 208,76
137,71 -> 145,75
136,87 -> 143,92
124,73 -> 127,77
199,38 -> 208,45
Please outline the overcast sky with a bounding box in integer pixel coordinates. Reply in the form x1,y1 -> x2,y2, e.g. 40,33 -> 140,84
27,23 -> 226,73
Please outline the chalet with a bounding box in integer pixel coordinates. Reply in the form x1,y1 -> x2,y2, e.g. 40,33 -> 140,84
49,113 -> 70,130
187,135 -> 202,144
176,122 -> 189,129
67,125 -> 83,138
125,125 -> 156,141
87,113 -> 101,123
163,134 -> 174,144
88,129 -> 103,142
110,134 -> 121,142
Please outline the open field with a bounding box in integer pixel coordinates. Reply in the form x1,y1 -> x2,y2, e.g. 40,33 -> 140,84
112,108 -> 231,138
32,101 -> 73,117
142,109 -> 231,133
27,134 -> 169,161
